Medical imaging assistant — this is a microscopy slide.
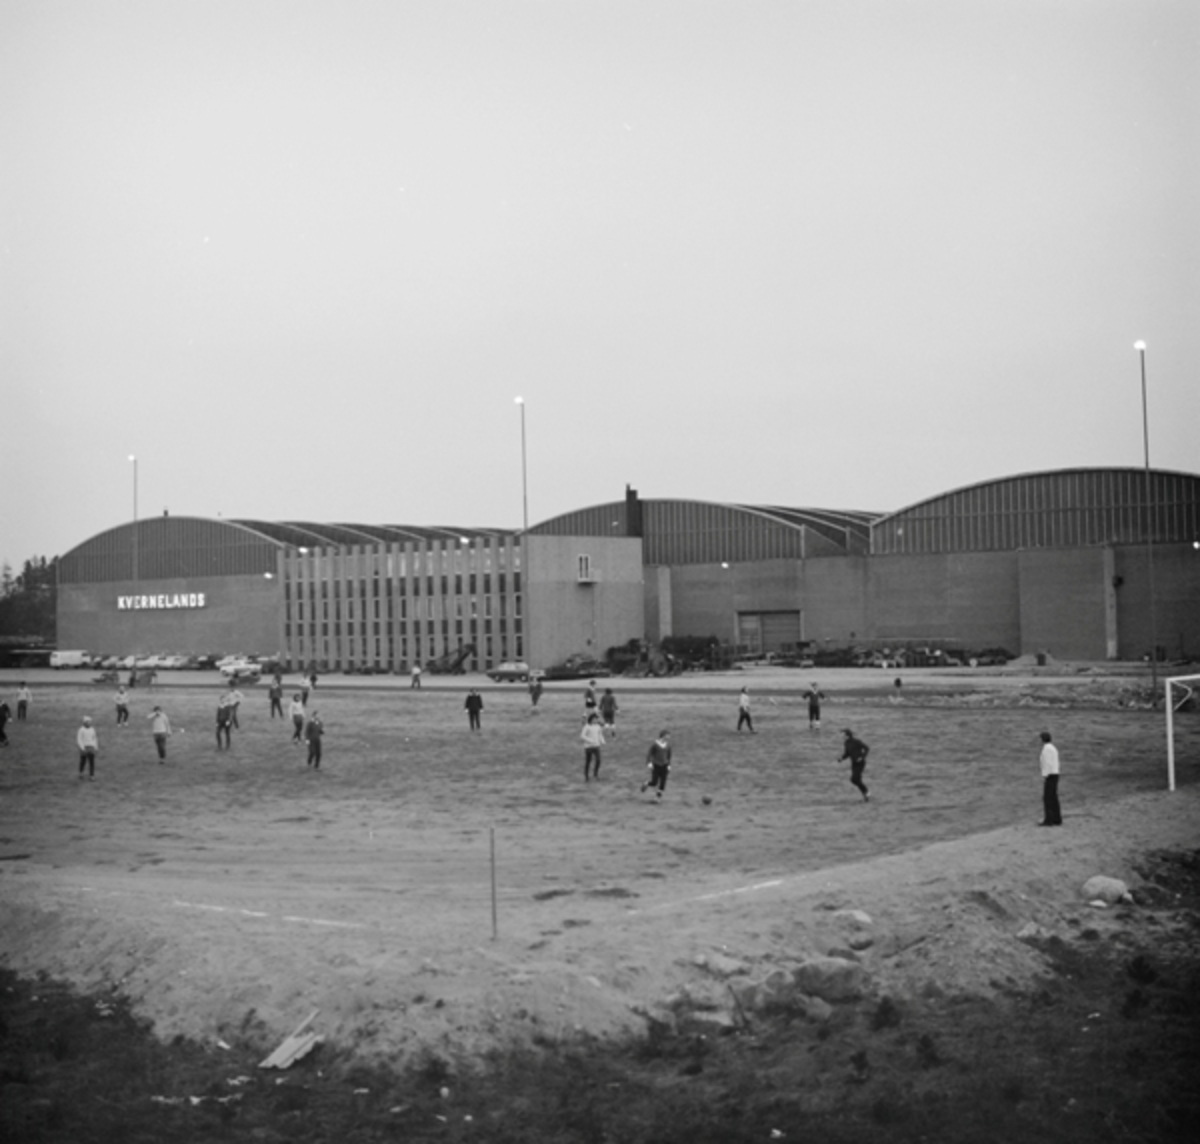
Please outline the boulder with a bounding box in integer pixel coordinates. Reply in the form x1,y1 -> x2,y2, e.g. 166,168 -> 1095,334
830,909 -> 875,950
793,993 -> 834,1023
693,952 -> 751,978
792,956 -> 868,1002
1081,876 -> 1130,905
727,968 -> 798,1013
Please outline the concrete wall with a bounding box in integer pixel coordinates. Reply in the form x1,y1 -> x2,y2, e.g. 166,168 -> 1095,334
800,557 -> 869,646
57,574 -> 285,659
867,551 -> 1021,652
1016,548 -> 1109,660
644,566 -> 672,642
664,560 -> 801,644
525,536 -> 644,667
1113,543 -> 1200,660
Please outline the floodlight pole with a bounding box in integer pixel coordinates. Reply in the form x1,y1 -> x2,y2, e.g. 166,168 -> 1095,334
515,397 -> 528,533
515,396 -> 530,665
129,454 -> 139,582
1135,342 -> 1158,705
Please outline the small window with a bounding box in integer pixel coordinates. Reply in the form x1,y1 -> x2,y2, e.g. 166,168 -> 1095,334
578,554 -> 592,581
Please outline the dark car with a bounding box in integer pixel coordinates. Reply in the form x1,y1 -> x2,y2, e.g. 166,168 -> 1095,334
488,661 -> 534,683
542,656 -> 612,681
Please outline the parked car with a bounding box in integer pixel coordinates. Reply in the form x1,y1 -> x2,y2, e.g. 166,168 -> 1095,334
219,660 -> 262,682
159,654 -> 188,670
488,661 -> 533,683
542,656 -> 612,681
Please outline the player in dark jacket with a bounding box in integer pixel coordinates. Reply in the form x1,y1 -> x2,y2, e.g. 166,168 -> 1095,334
641,731 -> 673,801
838,729 -> 870,801
305,712 -> 324,769
464,690 -> 484,731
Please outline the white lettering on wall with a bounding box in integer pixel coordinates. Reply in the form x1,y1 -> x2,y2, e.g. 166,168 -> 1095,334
116,592 -> 208,611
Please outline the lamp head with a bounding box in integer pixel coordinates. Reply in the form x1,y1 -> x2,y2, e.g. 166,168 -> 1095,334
514,395 -> 524,405
1134,340 -> 1147,351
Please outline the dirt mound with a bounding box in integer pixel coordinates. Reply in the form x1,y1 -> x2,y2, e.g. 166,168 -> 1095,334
3,788 -> 1196,1066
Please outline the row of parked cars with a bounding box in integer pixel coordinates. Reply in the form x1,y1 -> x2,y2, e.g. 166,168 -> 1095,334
52,651 -> 277,676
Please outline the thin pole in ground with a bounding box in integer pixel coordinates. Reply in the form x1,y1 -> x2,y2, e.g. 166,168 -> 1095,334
490,826 -> 498,940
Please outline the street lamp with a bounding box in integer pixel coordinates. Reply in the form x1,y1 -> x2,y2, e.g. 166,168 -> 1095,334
514,397 -> 528,532
1134,340 -> 1158,704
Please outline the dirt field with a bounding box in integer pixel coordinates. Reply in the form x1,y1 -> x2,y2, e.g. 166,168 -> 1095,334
1,665 -> 1197,1076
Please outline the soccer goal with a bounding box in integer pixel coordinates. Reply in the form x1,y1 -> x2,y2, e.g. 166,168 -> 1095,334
1165,673 -> 1200,791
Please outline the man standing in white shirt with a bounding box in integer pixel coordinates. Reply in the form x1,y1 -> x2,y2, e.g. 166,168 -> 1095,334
1038,730 -> 1062,826
77,716 -> 98,779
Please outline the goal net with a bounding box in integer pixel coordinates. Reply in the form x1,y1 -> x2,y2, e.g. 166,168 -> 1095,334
1165,673 -> 1200,791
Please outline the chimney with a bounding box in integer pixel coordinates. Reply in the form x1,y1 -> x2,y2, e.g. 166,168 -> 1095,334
625,485 -> 643,538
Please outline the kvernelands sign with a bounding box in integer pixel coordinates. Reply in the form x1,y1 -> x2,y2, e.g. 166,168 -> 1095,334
117,592 -> 207,610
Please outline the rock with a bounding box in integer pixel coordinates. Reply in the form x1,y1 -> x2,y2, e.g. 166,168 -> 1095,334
679,1009 -> 737,1033
1081,876 -> 1130,905
792,956 -> 868,1002
831,909 -> 875,950
760,967 -> 795,994
663,982 -> 725,1012
693,952 -> 750,978
793,993 -> 833,1023
1016,922 -> 1049,942
727,968 -> 796,1014
727,978 -> 758,1010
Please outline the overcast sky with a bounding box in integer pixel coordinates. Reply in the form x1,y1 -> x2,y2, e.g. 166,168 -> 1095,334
2,0 -> 1196,571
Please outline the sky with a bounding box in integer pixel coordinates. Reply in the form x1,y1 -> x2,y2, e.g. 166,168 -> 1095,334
2,0 -> 1197,570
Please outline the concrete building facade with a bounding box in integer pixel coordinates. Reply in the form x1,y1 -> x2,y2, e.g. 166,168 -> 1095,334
532,469 -> 1200,662
56,467 -> 1199,668
57,520 -> 644,672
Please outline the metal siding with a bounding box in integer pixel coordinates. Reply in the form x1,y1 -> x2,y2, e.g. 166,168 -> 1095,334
869,469 -> 1199,555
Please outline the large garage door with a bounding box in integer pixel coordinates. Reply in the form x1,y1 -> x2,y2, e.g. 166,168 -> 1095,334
737,611 -> 802,656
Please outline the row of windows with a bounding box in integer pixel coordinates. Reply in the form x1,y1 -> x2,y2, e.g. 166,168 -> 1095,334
285,572 -> 519,599
282,542 -> 526,672
285,622 -> 523,673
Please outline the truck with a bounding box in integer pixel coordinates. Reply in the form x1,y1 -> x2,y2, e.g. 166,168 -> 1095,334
50,650 -> 91,669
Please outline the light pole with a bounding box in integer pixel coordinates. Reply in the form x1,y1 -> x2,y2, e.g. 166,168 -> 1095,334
129,454 -> 139,581
514,397 -> 528,532
1134,340 -> 1158,704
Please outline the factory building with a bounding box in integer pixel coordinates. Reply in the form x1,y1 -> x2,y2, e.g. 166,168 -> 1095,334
56,517 -> 643,672
56,467 -> 1199,669
532,469 -> 1200,662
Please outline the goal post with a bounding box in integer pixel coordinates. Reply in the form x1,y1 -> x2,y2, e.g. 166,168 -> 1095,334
1165,673 -> 1200,792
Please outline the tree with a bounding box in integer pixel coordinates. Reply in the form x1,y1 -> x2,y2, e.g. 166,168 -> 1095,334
0,555 -> 57,641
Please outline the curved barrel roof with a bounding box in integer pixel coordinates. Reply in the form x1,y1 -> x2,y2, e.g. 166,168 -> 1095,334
871,467 -> 1200,554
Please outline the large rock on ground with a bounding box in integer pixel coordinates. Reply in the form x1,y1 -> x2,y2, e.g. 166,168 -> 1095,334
1081,876 -> 1130,905
830,908 -> 875,950
792,956 -> 868,1002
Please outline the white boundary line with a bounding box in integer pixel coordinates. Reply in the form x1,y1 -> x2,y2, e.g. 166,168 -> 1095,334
629,877 -> 783,914
171,899 -> 365,929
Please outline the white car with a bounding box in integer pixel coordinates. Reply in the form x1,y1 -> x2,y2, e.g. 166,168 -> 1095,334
219,660 -> 262,682
159,655 -> 188,670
